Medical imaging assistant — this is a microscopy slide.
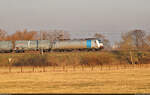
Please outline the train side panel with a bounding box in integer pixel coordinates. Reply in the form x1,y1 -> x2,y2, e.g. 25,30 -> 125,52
15,40 -> 38,51
0,41 -> 13,52
29,40 -> 38,50
38,40 -> 52,50
52,39 -> 101,50
52,40 -> 86,50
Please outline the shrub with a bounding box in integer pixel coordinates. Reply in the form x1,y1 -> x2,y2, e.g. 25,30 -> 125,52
80,52 -> 114,66
13,54 -> 48,66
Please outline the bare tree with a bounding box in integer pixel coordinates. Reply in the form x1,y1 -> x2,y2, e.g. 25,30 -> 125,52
39,29 -> 70,42
145,34 -> 150,49
0,29 -> 7,40
94,33 -> 105,39
130,30 -> 147,49
118,29 -> 148,50
5,29 -> 37,41
118,32 -> 134,50
56,30 -> 70,40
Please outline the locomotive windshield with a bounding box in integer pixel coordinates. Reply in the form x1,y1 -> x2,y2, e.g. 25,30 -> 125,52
98,40 -> 101,43
95,39 -> 104,48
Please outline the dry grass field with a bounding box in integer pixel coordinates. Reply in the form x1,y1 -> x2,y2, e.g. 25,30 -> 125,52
0,52 -> 150,93
0,66 -> 150,93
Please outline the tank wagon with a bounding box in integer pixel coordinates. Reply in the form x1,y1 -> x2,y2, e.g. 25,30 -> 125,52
0,38 -> 104,53
15,40 -> 38,53
0,41 -> 13,53
37,40 -> 52,52
15,40 -> 52,52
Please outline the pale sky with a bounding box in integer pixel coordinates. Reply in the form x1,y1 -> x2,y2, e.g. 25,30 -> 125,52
0,0 -> 150,45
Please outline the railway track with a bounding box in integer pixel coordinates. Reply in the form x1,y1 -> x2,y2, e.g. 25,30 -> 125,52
0,50 -> 106,55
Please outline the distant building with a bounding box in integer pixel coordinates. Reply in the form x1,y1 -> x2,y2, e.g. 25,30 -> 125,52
112,44 -> 119,50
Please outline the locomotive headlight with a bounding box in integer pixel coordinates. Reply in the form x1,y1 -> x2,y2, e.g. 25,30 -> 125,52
99,43 -> 104,48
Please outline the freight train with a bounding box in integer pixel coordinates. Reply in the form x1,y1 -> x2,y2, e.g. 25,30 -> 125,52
0,38 -> 104,53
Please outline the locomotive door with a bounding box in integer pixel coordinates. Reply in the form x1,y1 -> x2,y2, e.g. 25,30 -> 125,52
86,40 -> 91,48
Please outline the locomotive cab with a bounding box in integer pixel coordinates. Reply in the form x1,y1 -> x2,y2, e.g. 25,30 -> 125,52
95,40 -> 104,49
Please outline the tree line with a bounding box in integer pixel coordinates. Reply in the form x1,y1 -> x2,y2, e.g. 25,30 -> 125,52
1,28 -> 150,50
0,29 -> 70,41
95,29 -> 150,50
113,29 -> 150,50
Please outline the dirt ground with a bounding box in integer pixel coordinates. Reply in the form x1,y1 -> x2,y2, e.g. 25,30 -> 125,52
0,67 -> 149,93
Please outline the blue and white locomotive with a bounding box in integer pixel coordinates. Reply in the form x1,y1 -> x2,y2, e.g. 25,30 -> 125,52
51,38 -> 104,51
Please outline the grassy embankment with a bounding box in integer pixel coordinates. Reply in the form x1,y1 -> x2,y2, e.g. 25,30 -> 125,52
0,51 -> 121,66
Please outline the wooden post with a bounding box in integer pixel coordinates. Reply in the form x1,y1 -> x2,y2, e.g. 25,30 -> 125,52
101,65 -> 102,71
139,64 -> 141,68
65,66 -> 68,72
9,64 -> 11,73
82,65 -> 84,71
40,30 -> 44,55
21,66 -> 23,72
53,66 -> 55,72
117,64 -> 119,70
120,59 -> 122,64
8,58 -> 12,73
43,66 -> 45,72
147,64 -> 149,68
32,66 -> 34,72
139,63 -> 141,68
91,65 -> 93,71
108,64 -> 110,70
132,64 -> 134,69
124,64 -> 126,69
130,51 -> 134,64
63,65 -> 65,71
141,64 -> 143,68
73,65 -> 76,71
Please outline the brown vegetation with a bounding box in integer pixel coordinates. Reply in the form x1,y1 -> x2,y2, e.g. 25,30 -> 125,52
115,29 -> 150,50
3,52 -> 117,67
0,28 -> 70,41
0,51 -> 149,67
0,29 -> 7,40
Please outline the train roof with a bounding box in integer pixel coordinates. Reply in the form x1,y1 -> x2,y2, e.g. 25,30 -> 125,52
57,38 -> 101,41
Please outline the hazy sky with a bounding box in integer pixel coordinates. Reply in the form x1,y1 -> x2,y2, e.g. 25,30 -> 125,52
0,0 -> 150,44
